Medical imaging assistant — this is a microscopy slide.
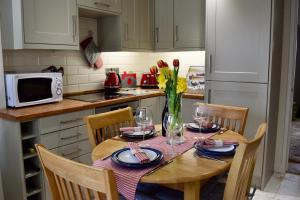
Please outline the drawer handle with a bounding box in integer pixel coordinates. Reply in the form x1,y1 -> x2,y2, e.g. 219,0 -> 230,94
60,133 -> 81,140
62,148 -> 81,157
94,2 -> 110,7
60,118 -> 80,124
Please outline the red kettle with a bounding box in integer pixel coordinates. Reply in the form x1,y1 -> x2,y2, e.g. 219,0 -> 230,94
104,71 -> 121,91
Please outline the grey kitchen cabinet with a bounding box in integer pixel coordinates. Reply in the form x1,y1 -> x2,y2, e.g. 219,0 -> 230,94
77,0 -> 121,14
205,80 -> 268,187
206,0 -> 271,83
0,109 -> 94,200
99,0 -> 154,51
140,97 -> 160,124
154,0 -> 173,49
0,0 -> 79,49
174,0 -> 205,49
154,0 -> 205,50
182,98 -> 204,123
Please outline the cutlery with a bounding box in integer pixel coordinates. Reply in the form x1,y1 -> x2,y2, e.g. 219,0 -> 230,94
194,152 -> 227,163
145,160 -> 173,175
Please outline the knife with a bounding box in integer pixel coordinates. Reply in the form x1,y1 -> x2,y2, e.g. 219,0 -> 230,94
144,160 -> 174,175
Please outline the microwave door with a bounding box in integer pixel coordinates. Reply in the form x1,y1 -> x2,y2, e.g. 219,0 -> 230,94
17,77 -> 53,106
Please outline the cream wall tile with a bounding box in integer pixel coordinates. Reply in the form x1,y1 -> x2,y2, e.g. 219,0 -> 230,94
79,83 -> 103,91
6,51 -> 39,67
39,55 -> 66,66
67,75 -> 89,84
89,74 -> 106,83
66,55 -> 88,66
65,66 -> 79,75
63,85 -> 79,93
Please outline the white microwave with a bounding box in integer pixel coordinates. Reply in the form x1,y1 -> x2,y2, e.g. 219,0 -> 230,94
5,73 -> 63,107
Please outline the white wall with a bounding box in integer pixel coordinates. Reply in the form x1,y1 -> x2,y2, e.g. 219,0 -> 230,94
3,50 -> 205,94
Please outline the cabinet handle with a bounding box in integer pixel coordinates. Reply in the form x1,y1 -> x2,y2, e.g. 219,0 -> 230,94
94,2 -> 111,7
125,24 -> 129,41
60,133 -> 81,140
207,89 -> 212,103
72,15 -> 77,42
60,118 -> 80,124
175,25 -> 179,41
62,148 -> 81,157
156,27 -> 159,43
208,54 -> 212,73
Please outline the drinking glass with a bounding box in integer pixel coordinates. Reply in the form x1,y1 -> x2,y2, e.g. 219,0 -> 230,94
135,107 -> 153,146
163,113 -> 181,157
193,104 -> 208,133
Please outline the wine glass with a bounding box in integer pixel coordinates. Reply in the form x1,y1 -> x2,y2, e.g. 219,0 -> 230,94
135,107 -> 153,146
163,113 -> 180,157
193,104 -> 208,133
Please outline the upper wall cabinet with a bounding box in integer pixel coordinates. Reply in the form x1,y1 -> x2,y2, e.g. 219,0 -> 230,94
0,0 -> 79,50
205,0 -> 271,83
154,0 -> 173,49
99,0 -> 154,51
77,0 -> 121,14
154,0 -> 205,50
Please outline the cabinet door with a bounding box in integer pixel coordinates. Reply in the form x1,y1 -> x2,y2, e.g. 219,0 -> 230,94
174,0 -> 205,49
140,97 -> 160,124
205,81 -> 268,185
77,0 -> 121,13
122,0 -> 139,49
206,0 -> 271,83
138,0 -> 154,50
154,0 -> 173,49
23,0 -> 78,46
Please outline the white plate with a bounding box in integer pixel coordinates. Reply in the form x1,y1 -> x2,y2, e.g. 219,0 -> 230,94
117,149 -> 158,164
205,145 -> 235,153
128,130 -> 152,136
188,122 -> 200,129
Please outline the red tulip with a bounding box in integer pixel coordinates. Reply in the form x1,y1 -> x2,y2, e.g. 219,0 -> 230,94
157,60 -> 164,68
173,59 -> 180,69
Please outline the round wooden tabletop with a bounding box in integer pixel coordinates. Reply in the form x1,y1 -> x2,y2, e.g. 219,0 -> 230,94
91,130 -> 246,185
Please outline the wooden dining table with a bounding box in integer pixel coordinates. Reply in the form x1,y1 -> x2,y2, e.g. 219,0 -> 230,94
91,125 -> 246,200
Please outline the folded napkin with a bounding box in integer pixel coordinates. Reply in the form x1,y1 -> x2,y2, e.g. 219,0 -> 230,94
196,138 -> 239,149
127,142 -> 150,163
120,125 -> 155,133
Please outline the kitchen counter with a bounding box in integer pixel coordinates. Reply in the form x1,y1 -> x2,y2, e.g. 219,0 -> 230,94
0,90 -> 204,121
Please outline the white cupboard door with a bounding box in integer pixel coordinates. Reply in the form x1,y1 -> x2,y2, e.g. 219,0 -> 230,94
205,81 -> 268,183
122,0 -> 139,49
77,0 -> 121,14
182,98 -> 204,123
154,0 -> 173,49
206,0 -> 271,83
174,0 -> 205,49
138,0 -> 154,50
23,0 -> 78,46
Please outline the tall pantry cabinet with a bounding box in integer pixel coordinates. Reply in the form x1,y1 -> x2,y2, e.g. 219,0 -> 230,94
205,0 -> 280,189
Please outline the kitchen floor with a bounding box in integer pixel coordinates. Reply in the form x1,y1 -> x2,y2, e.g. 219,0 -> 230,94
253,173 -> 300,199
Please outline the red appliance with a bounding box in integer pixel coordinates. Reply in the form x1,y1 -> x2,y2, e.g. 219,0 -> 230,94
104,71 -> 121,92
121,72 -> 137,88
140,73 -> 158,88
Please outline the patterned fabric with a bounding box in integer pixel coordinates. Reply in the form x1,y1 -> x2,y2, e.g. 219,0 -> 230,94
93,129 -> 216,200
128,142 -> 150,163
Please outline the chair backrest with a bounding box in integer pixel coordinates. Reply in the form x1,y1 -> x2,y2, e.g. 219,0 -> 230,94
196,103 -> 249,135
35,144 -> 119,200
223,123 -> 267,200
84,107 -> 134,148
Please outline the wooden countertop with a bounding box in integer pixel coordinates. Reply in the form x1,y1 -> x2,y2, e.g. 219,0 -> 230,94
0,91 -> 204,122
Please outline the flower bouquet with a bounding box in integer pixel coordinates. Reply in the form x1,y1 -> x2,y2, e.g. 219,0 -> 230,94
156,59 -> 187,143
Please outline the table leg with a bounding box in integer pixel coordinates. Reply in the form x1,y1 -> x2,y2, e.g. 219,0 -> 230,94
184,181 -> 201,200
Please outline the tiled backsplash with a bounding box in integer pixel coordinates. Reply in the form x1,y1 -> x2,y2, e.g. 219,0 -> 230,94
3,50 -> 205,94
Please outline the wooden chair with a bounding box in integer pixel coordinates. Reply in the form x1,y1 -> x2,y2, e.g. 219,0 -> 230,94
84,107 -> 134,148
196,103 -> 249,135
35,144 -> 119,200
223,122 -> 267,200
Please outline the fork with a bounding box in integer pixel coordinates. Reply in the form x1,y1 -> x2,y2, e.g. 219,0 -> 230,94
144,160 -> 173,175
